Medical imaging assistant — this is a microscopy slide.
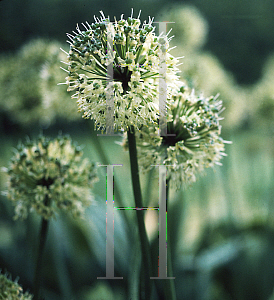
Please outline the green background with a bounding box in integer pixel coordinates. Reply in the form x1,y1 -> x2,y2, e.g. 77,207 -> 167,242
0,0 -> 274,299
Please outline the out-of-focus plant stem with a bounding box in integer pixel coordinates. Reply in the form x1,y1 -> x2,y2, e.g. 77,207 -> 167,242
33,195 -> 50,300
127,126 -> 153,300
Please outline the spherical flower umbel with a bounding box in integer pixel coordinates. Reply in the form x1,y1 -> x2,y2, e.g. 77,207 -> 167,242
62,10 -> 181,132
130,85 -> 230,189
0,272 -> 33,300
2,135 -> 98,220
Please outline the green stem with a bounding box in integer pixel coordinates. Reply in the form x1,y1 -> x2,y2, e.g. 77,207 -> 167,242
164,179 -> 176,300
33,197 -> 50,300
127,126 -> 153,300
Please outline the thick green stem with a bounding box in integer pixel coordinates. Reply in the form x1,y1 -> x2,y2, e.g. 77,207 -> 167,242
127,127 -> 153,300
33,197 -> 50,300
164,179 -> 176,300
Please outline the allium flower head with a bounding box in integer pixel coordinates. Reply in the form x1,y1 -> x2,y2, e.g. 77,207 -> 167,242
62,10 -> 181,131
0,272 -> 33,300
0,39 -> 81,127
130,85 -> 230,189
2,135 -> 98,220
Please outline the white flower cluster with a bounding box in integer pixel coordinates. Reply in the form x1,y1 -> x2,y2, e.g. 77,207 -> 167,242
2,135 -> 98,220
62,10 -> 181,132
128,85 -> 230,189
62,10 -> 230,189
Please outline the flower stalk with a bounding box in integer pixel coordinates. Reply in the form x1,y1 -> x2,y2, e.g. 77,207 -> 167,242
164,178 -> 176,300
127,126 -> 153,300
33,196 -> 50,300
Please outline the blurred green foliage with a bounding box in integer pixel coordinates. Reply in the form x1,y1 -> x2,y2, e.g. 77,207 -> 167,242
2,0 -> 273,84
0,1 -> 274,300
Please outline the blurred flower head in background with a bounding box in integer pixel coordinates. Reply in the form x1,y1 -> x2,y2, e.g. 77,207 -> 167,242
157,4 -> 208,52
125,84 -> 230,189
0,271 -> 33,300
39,41 -> 80,124
62,10 -> 182,132
250,53 -> 274,130
157,4 -> 248,130
0,39 -> 79,128
180,53 -> 248,129
2,135 -> 98,220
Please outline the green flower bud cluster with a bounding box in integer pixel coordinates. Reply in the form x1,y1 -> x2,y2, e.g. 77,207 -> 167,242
62,10 -> 181,132
2,135 -> 98,220
0,272 -> 33,300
